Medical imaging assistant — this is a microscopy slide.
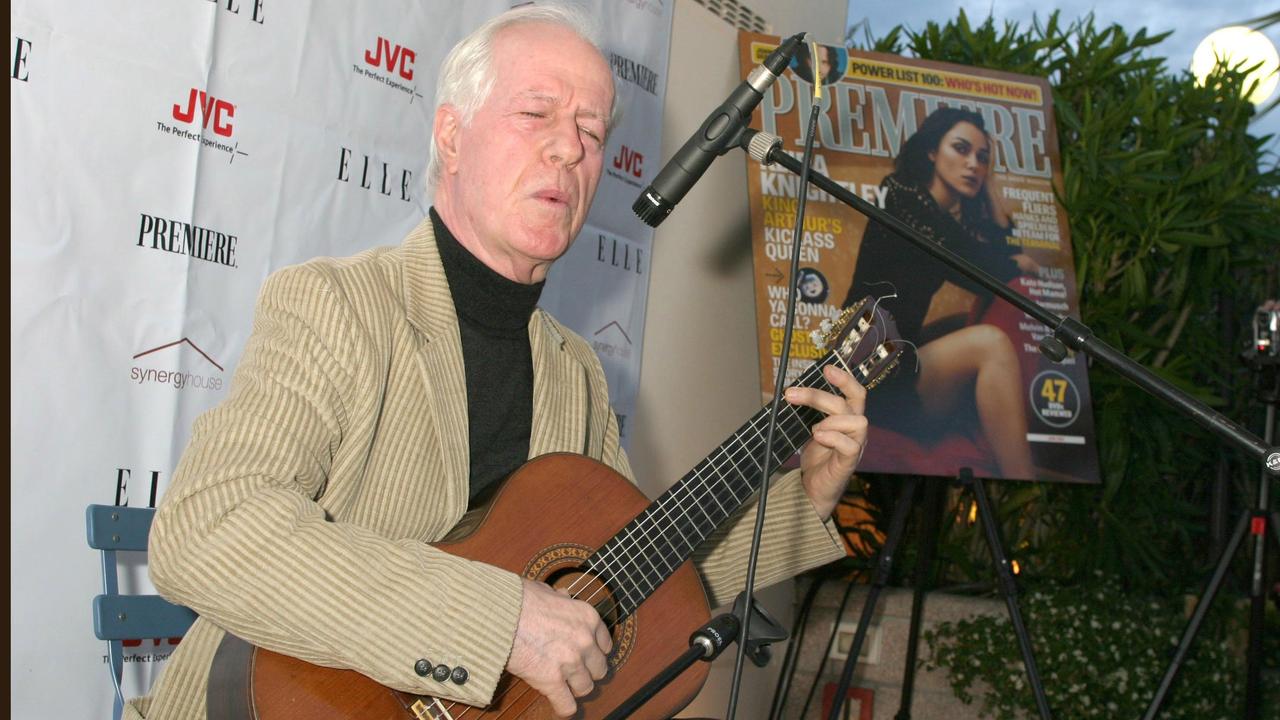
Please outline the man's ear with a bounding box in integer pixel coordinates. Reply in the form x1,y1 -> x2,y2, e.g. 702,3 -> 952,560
433,104 -> 462,175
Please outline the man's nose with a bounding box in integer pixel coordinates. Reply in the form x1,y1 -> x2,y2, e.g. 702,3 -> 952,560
545,115 -> 585,168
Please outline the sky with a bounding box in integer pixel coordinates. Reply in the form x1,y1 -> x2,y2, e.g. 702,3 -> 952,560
843,0 -> 1280,156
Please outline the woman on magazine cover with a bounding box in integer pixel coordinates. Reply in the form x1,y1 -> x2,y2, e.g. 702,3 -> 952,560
843,107 -> 1039,479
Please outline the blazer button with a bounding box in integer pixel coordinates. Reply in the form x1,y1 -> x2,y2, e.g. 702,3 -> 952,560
432,664 -> 452,682
414,659 -> 432,677
451,666 -> 469,685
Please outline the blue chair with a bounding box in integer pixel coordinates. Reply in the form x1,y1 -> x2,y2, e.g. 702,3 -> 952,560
87,504 -> 197,720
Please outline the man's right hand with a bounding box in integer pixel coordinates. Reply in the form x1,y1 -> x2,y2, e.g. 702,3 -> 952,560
507,578 -> 613,717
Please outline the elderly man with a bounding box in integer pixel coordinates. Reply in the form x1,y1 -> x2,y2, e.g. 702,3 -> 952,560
130,4 -> 868,718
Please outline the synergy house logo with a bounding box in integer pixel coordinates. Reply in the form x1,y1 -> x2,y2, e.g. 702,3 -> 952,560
354,35 -> 424,104
130,337 -> 225,392
156,87 -> 250,164
591,320 -> 634,361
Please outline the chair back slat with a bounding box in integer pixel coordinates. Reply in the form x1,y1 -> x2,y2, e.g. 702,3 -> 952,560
86,505 -> 155,551
86,503 -> 198,720
93,595 -> 197,641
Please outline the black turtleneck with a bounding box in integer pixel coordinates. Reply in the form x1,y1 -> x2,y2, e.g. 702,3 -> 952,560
430,208 -> 543,503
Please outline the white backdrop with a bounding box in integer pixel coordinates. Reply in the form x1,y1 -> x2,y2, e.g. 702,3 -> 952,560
9,1 -> 673,716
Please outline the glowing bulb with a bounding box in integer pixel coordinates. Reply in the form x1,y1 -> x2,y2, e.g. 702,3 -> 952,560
1191,26 -> 1279,105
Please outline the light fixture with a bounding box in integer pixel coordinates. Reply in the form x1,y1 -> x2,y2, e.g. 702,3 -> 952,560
1191,26 -> 1279,105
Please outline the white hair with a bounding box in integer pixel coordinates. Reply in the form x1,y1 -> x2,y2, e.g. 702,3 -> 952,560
426,2 -> 617,186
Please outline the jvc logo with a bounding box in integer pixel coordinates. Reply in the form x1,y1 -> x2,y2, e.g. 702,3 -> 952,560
612,145 -> 643,178
364,36 -> 415,80
172,88 -> 235,137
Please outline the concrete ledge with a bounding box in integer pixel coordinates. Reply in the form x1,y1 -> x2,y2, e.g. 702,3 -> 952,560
779,578 -> 1011,720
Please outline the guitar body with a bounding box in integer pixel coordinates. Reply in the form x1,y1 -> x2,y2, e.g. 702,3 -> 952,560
212,454 -> 712,719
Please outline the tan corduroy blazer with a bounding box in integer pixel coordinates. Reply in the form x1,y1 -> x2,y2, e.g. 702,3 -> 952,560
128,217 -> 845,718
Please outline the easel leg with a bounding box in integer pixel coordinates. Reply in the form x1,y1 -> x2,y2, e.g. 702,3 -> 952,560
826,476 -> 921,720
962,468 -> 1053,720
892,478 -> 946,720
1141,512 -> 1250,720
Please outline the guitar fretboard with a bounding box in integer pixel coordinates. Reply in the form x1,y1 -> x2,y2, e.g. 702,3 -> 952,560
586,354 -> 844,620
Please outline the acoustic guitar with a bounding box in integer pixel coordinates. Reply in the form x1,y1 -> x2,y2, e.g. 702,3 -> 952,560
207,297 -> 901,720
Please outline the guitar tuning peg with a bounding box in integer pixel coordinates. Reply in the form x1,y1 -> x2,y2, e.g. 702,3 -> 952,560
810,329 -> 826,350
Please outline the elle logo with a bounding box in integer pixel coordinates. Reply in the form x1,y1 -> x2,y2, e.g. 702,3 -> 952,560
612,145 -> 644,178
364,36 -> 415,80
172,88 -> 235,137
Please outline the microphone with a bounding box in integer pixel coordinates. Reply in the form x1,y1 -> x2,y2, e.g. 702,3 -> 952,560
632,32 -> 806,227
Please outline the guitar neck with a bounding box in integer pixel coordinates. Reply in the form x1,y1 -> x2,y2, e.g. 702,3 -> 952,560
587,355 -> 839,619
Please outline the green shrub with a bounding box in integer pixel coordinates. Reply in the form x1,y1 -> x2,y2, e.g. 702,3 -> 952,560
922,574 -> 1261,719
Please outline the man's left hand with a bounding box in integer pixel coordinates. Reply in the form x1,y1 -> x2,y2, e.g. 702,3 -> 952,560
784,364 -> 868,521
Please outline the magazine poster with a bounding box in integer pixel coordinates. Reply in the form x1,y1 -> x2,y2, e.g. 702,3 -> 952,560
740,33 -> 1100,483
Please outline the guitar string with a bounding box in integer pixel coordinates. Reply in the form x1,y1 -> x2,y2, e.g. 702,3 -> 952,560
445,330 -> 888,717
562,357 -> 832,607
440,401 -> 819,720
444,392 -> 852,719
558,325 -> 879,618
568,307 -> 881,603
535,359 -> 837,638
572,345 -> 852,603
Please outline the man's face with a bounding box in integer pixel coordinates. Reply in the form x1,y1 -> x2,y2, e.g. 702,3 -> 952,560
434,23 -> 614,283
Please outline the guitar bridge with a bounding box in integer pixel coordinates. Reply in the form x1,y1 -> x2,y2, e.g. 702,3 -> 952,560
410,697 -> 455,720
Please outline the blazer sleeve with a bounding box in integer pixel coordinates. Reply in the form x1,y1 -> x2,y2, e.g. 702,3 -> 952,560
148,264 -> 523,706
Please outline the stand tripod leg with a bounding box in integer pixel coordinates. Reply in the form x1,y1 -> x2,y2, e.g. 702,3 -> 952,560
826,476 -> 920,720
1246,508 -> 1277,720
1141,512 -> 1250,720
963,469 -> 1053,720
797,577 -> 859,720
893,478 -> 946,720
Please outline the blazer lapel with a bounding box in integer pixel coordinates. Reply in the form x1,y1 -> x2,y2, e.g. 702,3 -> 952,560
401,217 -> 470,493
528,310 -> 589,458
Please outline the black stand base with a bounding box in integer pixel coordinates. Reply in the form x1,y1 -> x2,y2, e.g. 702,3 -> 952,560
1141,509 -> 1280,720
825,469 -> 1053,720
1144,391 -> 1278,720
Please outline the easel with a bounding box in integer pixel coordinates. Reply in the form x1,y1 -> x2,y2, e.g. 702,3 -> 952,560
822,468 -> 1053,720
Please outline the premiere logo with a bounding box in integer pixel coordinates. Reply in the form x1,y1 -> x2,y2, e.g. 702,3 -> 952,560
156,87 -> 250,164
609,53 -> 659,95
131,337 -> 226,392
11,36 -> 31,81
136,213 -> 239,267
354,36 -> 424,104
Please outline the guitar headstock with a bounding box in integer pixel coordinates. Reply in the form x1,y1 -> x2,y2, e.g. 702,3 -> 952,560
810,296 -> 902,390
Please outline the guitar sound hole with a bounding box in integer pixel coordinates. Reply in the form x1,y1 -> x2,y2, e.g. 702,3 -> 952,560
546,565 -> 623,630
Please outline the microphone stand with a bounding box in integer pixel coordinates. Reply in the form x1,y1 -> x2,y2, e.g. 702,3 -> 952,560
604,592 -> 788,719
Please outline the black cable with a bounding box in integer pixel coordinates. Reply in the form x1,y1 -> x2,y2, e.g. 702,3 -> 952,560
726,44 -> 826,717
